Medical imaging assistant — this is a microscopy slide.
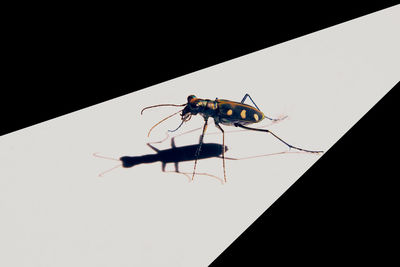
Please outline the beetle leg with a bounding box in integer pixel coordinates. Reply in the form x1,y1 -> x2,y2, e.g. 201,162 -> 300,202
215,122 -> 227,183
241,93 -> 261,111
192,118 -> 209,180
234,123 -> 324,153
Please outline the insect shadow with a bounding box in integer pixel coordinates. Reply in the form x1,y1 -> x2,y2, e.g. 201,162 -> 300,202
95,136 -> 228,183
95,120 -> 315,183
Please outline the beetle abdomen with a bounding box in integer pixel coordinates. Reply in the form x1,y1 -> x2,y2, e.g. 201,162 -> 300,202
217,101 -> 265,125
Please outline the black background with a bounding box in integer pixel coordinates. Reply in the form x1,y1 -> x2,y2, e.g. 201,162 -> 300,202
2,3 -> 398,265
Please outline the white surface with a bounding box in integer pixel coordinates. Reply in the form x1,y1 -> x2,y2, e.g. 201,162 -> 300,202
1,6 -> 399,267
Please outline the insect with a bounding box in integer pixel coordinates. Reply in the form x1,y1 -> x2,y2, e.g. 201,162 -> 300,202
141,94 -> 323,182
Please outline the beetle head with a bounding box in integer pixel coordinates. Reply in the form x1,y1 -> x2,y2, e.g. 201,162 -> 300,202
181,95 -> 201,119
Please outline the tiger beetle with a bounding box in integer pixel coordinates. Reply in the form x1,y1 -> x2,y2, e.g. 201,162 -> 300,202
141,94 -> 323,183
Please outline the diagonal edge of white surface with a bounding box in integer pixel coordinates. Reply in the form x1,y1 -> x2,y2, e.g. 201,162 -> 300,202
0,6 -> 399,267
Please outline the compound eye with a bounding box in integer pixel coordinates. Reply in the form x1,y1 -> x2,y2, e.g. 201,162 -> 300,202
187,95 -> 196,102
189,100 -> 201,110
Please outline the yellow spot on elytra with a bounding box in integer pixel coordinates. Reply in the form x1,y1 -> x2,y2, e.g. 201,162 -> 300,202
227,109 -> 233,116
254,113 -> 259,121
240,110 -> 246,119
